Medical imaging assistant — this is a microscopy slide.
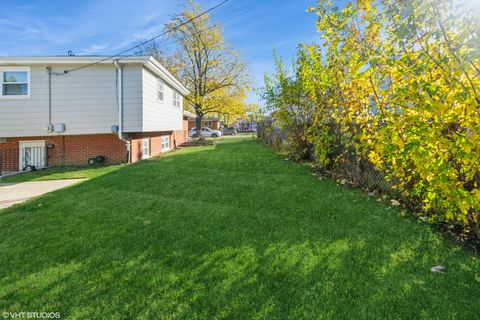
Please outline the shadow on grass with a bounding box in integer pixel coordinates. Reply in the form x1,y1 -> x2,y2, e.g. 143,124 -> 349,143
0,138 -> 479,319
0,164 -> 125,183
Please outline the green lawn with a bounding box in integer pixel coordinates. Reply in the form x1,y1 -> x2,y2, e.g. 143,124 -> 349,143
0,165 -> 124,183
0,137 -> 478,319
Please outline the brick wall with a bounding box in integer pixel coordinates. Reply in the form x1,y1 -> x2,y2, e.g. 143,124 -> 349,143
175,119 -> 189,146
0,138 -> 19,174
0,134 -> 127,173
188,119 -> 222,130
129,131 -> 175,163
0,127 -> 190,174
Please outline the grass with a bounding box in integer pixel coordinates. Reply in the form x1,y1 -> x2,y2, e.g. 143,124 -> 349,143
0,165 -> 124,183
0,137 -> 479,319
236,131 -> 257,136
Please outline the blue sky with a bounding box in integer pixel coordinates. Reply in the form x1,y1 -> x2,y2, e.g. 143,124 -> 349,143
0,0 -> 320,105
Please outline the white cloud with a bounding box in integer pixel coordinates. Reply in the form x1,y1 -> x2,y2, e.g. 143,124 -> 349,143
78,44 -> 109,55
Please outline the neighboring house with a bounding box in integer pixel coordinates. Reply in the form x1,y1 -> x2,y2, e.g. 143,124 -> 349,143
183,110 -> 196,125
234,115 -> 257,132
187,116 -> 222,130
0,56 -> 189,174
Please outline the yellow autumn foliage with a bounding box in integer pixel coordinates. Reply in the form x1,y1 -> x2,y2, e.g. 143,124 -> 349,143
263,0 -> 480,233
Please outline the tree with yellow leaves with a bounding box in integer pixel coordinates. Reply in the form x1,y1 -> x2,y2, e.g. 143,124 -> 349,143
164,1 -> 249,136
264,0 -> 480,235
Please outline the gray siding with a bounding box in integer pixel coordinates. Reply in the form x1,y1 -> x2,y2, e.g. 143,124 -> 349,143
0,62 -> 184,138
0,65 -> 49,137
0,64 -> 143,138
142,67 -> 183,132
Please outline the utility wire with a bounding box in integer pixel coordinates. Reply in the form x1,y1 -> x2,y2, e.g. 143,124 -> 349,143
64,0 -> 230,73
122,8 -> 254,60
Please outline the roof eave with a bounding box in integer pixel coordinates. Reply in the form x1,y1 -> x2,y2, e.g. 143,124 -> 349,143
144,57 -> 189,96
0,56 -> 150,65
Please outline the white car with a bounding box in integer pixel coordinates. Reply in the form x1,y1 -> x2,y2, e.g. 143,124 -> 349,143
189,127 -> 222,138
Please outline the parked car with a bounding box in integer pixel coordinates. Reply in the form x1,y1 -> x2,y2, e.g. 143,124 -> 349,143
189,127 -> 222,138
222,127 -> 237,136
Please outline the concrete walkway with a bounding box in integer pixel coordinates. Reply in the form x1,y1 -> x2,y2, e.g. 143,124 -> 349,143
0,179 -> 86,209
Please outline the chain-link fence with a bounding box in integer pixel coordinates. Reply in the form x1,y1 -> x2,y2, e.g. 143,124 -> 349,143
257,121 -> 393,195
328,143 -> 394,193
257,121 -> 288,149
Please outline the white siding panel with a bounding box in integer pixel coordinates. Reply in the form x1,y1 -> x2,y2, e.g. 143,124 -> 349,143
0,65 -> 49,137
51,65 -> 117,135
141,68 -> 183,132
122,65 -> 143,132
0,63 -> 143,138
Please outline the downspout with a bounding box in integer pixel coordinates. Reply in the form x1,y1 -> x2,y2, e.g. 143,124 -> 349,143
113,60 -> 131,163
46,67 -> 61,166
46,67 -> 52,127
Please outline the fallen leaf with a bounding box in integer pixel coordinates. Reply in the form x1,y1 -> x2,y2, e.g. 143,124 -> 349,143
391,199 -> 401,206
431,265 -> 446,273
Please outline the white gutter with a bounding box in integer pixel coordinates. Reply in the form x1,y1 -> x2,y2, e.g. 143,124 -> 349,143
144,57 -> 190,96
0,56 -> 150,65
113,60 -> 131,163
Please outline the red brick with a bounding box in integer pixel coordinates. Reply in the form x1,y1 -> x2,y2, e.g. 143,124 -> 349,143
1,125 -> 190,174
0,134 -> 126,173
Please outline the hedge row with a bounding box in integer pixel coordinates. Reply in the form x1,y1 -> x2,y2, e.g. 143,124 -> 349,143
261,0 -> 479,237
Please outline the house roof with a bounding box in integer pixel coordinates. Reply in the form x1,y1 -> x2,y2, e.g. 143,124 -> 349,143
182,111 -> 221,121
0,55 -> 189,96
183,110 -> 197,119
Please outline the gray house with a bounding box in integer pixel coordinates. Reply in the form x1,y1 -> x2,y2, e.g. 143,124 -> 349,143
0,55 -> 189,173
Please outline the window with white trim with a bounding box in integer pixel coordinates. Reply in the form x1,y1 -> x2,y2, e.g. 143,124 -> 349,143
0,67 -> 30,98
157,78 -> 165,102
173,91 -> 181,108
161,136 -> 170,151
204,120 -> 212,126
142,138 -> 150,158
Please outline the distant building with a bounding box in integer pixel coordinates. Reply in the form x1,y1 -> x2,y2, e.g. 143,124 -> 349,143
187,115 -> 222,130
234,115 -> 257,132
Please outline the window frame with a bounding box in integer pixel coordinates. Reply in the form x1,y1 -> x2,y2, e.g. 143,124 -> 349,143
161,135 -> 170,151
142,138 -> 150,159
172,91 -> 181,108
0,67 -> 31,99
157,78 -> 165,102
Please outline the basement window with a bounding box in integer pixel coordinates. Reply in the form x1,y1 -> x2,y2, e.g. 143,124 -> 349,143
161,136 -> 170,151
142,138 -> 150,159
0,67 -> 30,98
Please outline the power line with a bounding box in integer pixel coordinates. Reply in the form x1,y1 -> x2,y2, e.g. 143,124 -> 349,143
161,7 -> 254,47
122,8 -> 254,60
64,0 -> 230,73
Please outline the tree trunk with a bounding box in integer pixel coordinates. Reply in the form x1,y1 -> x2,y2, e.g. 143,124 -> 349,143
195,114 -> 203,138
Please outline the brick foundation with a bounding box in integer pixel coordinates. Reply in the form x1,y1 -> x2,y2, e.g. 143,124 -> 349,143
0,134 -> 126,173
129,131 -> 175,163
0,128 -> 190,174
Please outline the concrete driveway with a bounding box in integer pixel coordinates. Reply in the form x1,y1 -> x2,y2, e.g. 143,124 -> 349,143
0,179 -> 86,209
